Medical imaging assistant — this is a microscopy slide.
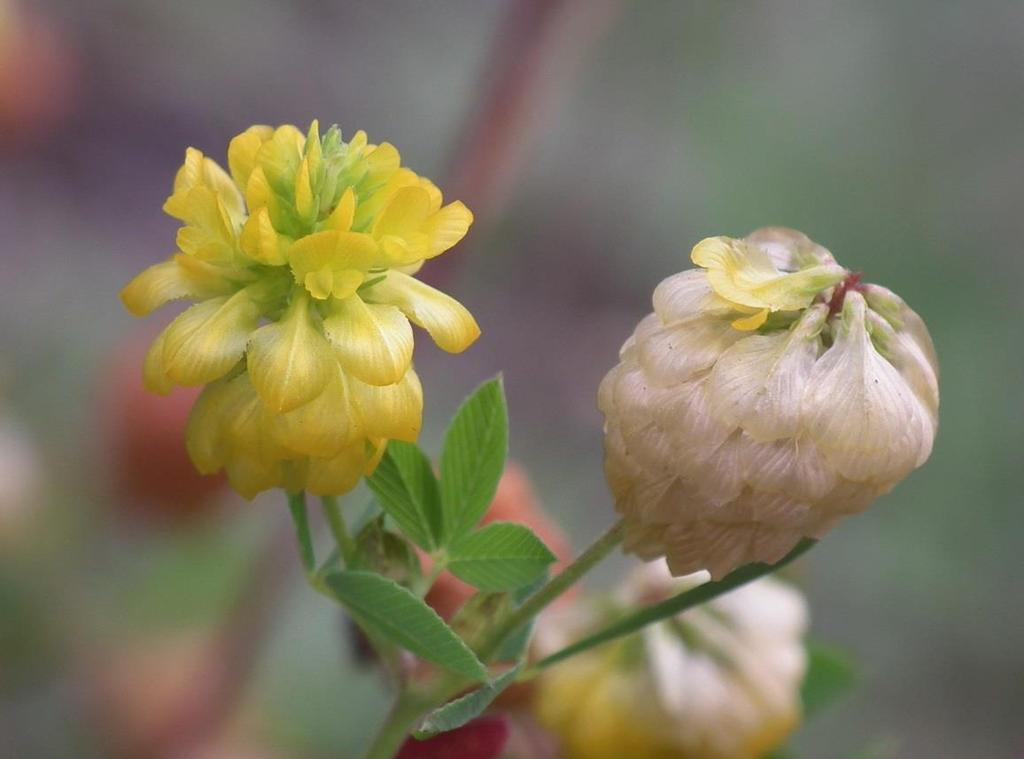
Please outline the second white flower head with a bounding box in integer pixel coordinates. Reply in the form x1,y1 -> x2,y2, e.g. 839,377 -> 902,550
599,228 -> 939,578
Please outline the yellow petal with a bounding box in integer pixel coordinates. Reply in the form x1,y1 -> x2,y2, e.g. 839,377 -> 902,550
323,186 -> 356,232
246,294 -> 334,413
165,149 -> 244,226
692,236 -> 845,312
295,157 -> 316,222
289,230 -> 378,273
353,167 -> 419,230
228,125 -> 273,192
255,125 -> 305,194
304,268 -> 334,301
380,234 -> 428,266
347,130 -> 368,154
730,309 -> 769,331
167,185 -> 232,239
304,119 -> 322,177
372,185 -> 433,239
142,329 -> 173,395
417,177 -> 443,213
217,373 -> 295,499
370,271 -> 480,353
185,375 -> 240,472
169,147 -> 204,201
271,368 -> 364,458
161,290 -> 258,385
423,201 -> 473,258
245,166 -> 280,220
120,255 -> 236,316
304,443 -> 371,496
349,368 -> 423,442
363,439 -> 387,475
323,295 -> 413,386
360,142 -> 401,194
239,207 -> 289,265
289,230 -> 378,299
203,158 -> 245,224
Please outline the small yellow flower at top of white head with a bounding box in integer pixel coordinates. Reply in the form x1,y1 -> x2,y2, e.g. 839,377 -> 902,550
534,561 -> 808,759
120,121 -> 479,499
599,228 -> 938,578
690,231 -> 846,330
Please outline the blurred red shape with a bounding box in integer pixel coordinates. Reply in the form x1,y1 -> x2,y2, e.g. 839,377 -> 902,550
101,329 -> 227,524
0,2 -> 77,149
396,715 -> 509,759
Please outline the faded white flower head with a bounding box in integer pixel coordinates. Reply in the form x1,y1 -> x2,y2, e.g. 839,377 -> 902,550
535,561 -> 808,759
599,228 -> 939,578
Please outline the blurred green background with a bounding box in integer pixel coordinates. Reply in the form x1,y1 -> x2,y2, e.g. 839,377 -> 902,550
1,1 -> 1021,757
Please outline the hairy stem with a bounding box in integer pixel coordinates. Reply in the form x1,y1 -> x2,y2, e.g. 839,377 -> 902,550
286,491 -> 316,575
322,495 -> 356,566
521,537 -> 818,676
362,690 -> 431,759
478,518 -> 625,661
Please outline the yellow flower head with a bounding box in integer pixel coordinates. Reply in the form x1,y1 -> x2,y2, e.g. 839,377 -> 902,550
121,122 -> 480,498
535,564 -> 808,759
599,228 -> 938,577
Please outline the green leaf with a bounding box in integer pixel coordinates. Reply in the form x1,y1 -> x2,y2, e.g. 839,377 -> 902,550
322,570 -> 486,681
439,378 -> 508,541
447,522 -> 556,592
367,440 -> 442,550
414,664 -> 522,739
802,642 -> 857,716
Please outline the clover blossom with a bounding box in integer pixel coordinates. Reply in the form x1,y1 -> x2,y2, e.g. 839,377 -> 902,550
599,228 -> 938,577
121,122 -> 479,498
535,562 -> 808,759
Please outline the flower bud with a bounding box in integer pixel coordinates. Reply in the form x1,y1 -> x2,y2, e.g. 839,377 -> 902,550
599,228 -> 938,577
534,562 -> 808,759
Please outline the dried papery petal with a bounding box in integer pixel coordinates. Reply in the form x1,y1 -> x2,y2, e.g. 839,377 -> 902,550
600,228 -> 938,577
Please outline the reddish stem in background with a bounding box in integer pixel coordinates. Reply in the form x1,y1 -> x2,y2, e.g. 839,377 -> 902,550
426,0 -> 622,286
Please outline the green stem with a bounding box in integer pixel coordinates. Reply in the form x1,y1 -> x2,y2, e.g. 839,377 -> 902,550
521,537 -> 818,677
477,518 -> 625,661
363,690 -> 430,759
359,519 -> 627,759
318,495 -> 404,678
286,491 -> 316,575
322,495 -> 356,566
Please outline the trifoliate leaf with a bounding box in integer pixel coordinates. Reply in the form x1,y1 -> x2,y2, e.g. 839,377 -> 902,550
367,440 -> 442,550
322,570 -> 486,681
447,522 -> 555,592
439,378 -> 508,541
